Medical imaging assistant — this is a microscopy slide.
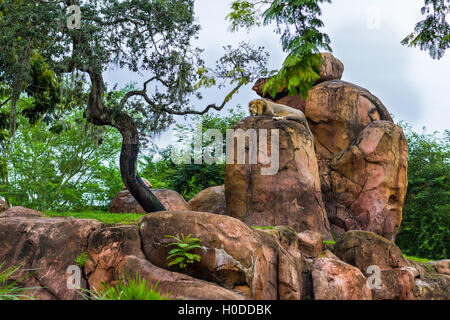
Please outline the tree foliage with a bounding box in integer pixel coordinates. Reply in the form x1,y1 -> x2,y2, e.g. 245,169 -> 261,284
227,0 -> 331,99
396,126 -> 449,260
402,0 -> 450,59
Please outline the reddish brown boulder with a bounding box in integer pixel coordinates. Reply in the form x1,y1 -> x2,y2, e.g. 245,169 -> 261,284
84,225 -> 245,300
1,206 -> 42,217
139,211 -> 306,300
110,189 -> 189,213
334,230 -> 408,272
371,267 -> 417,300
84,225 -> 146,290
297,231 -> 323,258
187,185 -> 226,215
329,121 -> 408,240
225,116 -> 332,239
0,215 -> 101,300
119,255 -> 246,300
311,257 -> 372,300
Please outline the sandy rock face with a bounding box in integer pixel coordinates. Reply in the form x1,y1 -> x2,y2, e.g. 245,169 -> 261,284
110,189 -> 189,213
188,185 -> 226,215
84,224 -> 244,300
139,211 -> 306,300
0,215 -> 101,300
328,121 -> 408,240
225,116 -> 332,239
311,257 -> 372,300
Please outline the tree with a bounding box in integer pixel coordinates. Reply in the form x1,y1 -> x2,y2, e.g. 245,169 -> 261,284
396,126 -> 449,259
141,107 -> 247,200
402,0 -> 450,59
0,0 -> 269,212
227,0 -> 332,99
1,109 -> 122,211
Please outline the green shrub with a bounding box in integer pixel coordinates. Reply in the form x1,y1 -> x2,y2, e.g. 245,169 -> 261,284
251,226 -> 275,230
165,234 -> 202,269
396,127 -> 449,260
87,273 -> 170,300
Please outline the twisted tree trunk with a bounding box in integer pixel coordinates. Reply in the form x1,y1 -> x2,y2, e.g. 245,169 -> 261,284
86,70 -> 166,212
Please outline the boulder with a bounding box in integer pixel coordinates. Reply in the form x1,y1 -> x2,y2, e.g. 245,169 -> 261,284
370,267 -> 417,300
297,231 -> 323,258
334,230 -> 408,272
84,225 -> 245,300
328,121 -> 408,240
187,185 -> 226,215
84,225 -> 146,290
119,255 -> 246,300
139,211 -> 305,300
1,206 -> 42,217
0,199 -> 8,213
311,258 -> 372,300
430,260 -> 450,275
0,215 -> 101,300
110,189 -> 189,213
225,116 -> 332,239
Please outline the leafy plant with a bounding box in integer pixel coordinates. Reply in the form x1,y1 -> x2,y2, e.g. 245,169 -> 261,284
165,234 -> 202,269
251,225 -> 275,230
0,262 -> 36,300
75,252 -> 88,268
86,273 -> 170,300
396,126 -> 449,260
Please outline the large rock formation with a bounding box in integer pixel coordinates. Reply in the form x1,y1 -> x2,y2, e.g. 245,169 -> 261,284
0,214 -> 101,300
139,211 -> 306,300
225,116 -> 332,239
110,189 -> 189,213
251,54 -> 408,240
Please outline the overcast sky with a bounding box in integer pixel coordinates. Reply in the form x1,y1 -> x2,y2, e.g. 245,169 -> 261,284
105,0 -> 450,148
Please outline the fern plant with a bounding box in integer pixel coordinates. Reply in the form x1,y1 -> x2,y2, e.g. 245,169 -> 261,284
165,234 -> 202,269
85,273 -> 170,300
0,262 -> 36,300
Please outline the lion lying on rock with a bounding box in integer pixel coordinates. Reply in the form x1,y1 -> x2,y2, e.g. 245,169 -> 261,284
249,98 -> 315,145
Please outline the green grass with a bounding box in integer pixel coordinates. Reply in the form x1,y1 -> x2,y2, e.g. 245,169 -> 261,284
251,226 -> 275,230
403,254 -> 434,263
43,211 -> 145,225
323,240 -> 336,245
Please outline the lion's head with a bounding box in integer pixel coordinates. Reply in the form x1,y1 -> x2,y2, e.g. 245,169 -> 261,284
249,99 -> 265,116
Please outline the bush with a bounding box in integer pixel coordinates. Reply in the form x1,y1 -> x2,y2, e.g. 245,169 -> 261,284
396,127 -> 449,260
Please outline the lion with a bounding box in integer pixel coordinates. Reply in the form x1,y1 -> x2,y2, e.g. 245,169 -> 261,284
249,98 -> 315,145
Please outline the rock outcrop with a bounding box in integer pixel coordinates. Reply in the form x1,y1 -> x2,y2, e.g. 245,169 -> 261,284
251,55 -> 408,240
187,185 -> 226,215
225,116 -> 332,239
0,199 -> 8,213
110,189 -> 189,213
0,215 -> 101,300
139,211 -> 306,300
311,257 -> 372,300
